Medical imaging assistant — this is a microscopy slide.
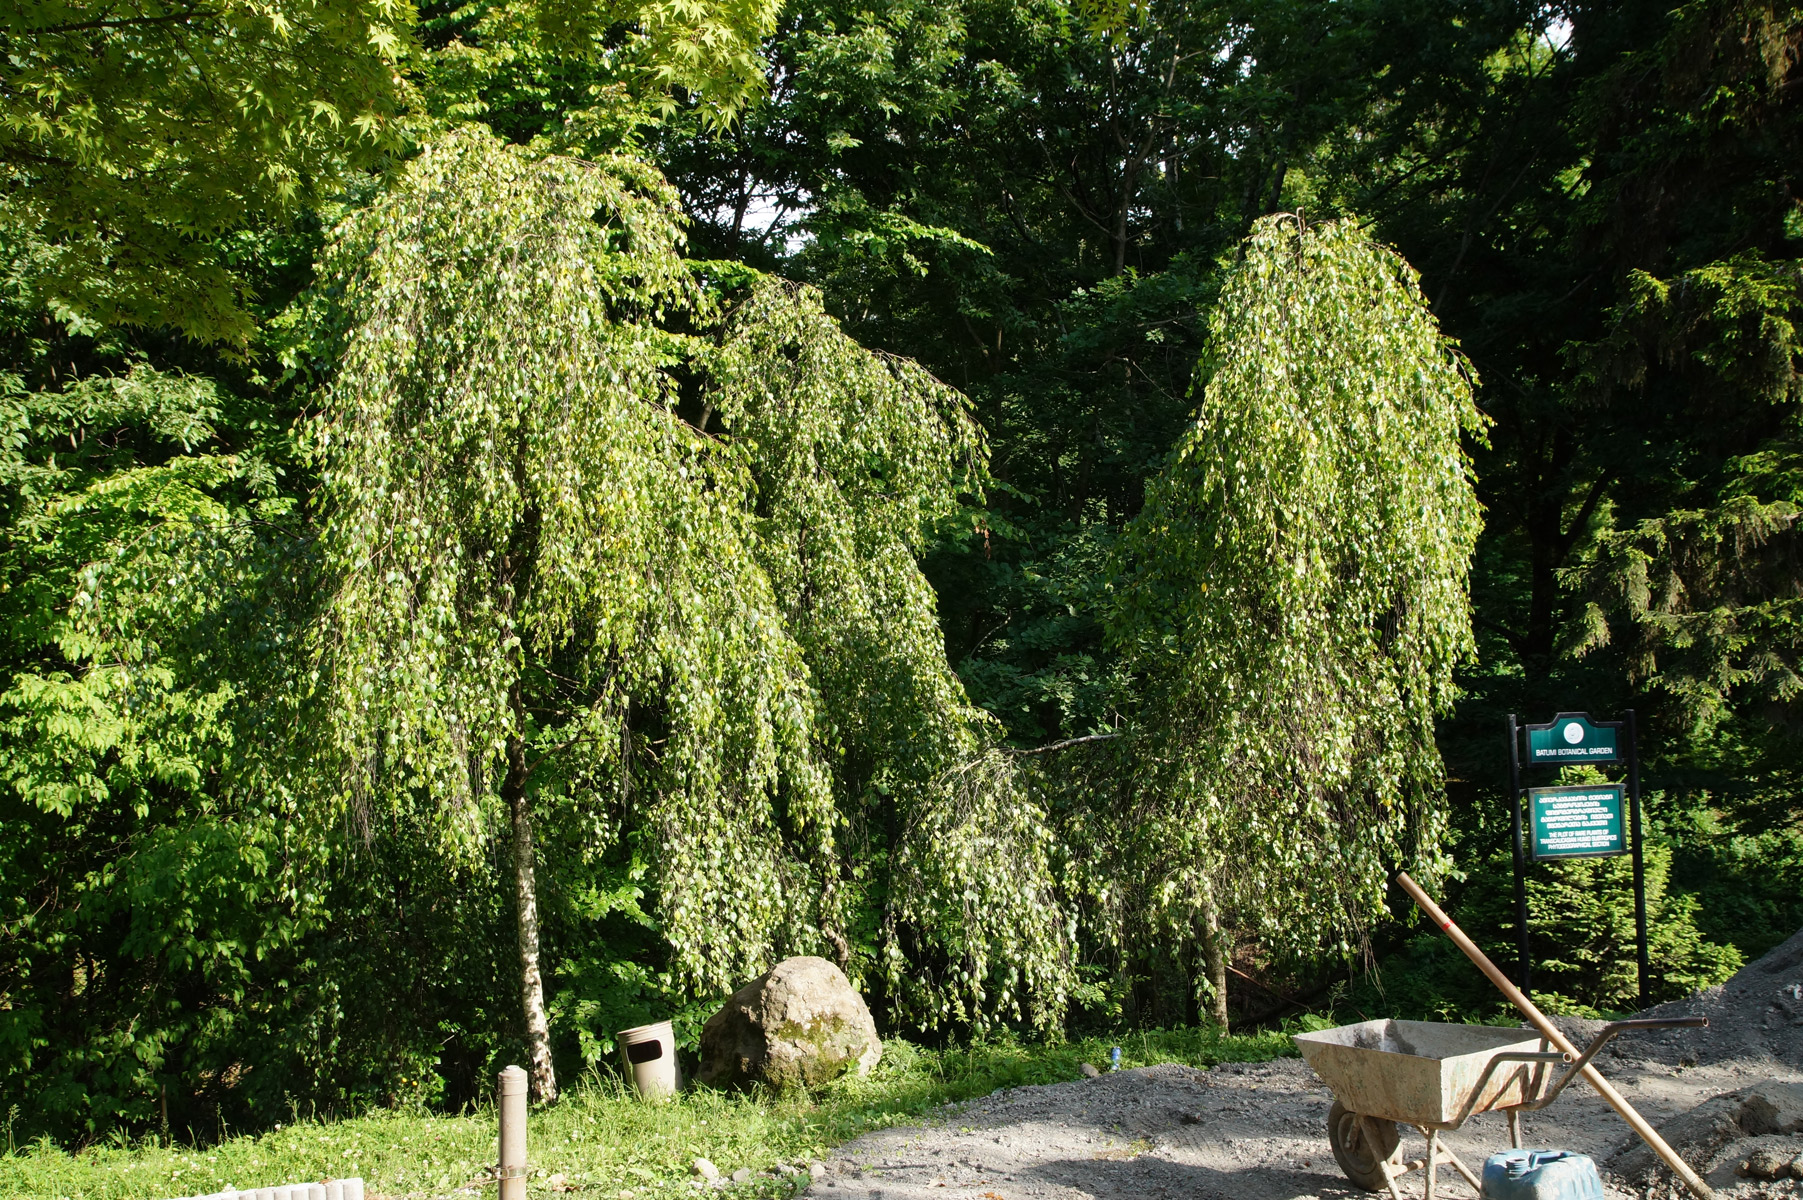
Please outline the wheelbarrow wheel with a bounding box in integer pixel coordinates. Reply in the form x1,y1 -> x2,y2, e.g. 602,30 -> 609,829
1327,1100 -> 1401,1192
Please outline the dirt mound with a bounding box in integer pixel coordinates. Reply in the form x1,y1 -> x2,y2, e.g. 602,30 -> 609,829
1611,929 -> 1803,1071
1608,1081 -> 1803,1189
1584,932 -> 1803,1198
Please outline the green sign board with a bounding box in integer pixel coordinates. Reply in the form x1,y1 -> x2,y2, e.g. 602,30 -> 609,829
1525,713 -> 1621,765
1529,785 -> 1626,860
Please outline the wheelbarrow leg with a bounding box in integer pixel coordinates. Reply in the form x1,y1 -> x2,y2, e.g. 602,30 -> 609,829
1374,1157 -> 1406,1200
1506,1106 -> 1522,1149
1423,1128 -> 1437,1200
1440,1144 -> 1484,1193
1359,1116 -> 1407,1200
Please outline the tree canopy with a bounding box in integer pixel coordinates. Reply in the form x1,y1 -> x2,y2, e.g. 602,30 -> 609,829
1107,214 -> 1484,962
2,0 -> 1797,1140
2,0 -> 411,344
303,127 -> 1069,1097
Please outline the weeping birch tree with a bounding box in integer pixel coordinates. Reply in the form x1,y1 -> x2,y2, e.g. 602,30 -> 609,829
303,128 -> 1069,1101
1102,215 -> 1484,1023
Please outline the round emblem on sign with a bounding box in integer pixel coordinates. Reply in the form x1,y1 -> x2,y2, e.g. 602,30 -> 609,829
1563,722 -> 1584,744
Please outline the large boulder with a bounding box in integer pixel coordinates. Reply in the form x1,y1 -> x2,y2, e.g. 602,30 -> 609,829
697,956 -> 882,1089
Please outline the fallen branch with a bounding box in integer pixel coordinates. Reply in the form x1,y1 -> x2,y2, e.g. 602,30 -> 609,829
1007,732 -> 1122,756
1228,964 -> 1305,1007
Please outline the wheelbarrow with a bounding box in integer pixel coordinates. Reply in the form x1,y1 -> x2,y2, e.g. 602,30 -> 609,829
1295,1015 -> 1706,1198
1304,873 -> 1721,1200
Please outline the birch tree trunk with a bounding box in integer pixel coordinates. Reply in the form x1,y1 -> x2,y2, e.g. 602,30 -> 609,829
510,781 -> 557,1102
506,706 -> 558,1104
497,495 -> 556,1105
1199,895 -> 1230,1034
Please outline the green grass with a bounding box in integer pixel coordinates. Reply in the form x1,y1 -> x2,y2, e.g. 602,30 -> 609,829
0,1027 -> 1298,1200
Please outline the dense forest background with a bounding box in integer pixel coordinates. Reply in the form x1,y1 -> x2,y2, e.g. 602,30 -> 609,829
3,0 -> 1802,1144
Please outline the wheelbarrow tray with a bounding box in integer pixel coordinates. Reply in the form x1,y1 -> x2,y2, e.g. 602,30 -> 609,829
1294,1019 -> 1552,1128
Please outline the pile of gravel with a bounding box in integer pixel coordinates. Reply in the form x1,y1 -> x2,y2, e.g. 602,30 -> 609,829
1630,927 -> 1803,1070
1576,928 -> 1803,1198
1539,928 -> 1803,1073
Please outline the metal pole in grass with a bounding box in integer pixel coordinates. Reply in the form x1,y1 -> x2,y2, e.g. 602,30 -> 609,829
498,1066 -> 528,1200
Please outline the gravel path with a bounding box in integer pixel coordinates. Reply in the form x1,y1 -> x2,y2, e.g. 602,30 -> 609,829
802,930 -> 1803,1200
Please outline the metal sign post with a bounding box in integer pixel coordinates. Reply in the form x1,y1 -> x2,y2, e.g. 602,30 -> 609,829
1506,713 -> 1528,990
1627,710 -> 1648,1002
1505,711 -> 1649,1005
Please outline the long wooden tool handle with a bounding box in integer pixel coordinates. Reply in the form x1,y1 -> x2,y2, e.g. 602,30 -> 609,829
1394,872 -> 1714,1200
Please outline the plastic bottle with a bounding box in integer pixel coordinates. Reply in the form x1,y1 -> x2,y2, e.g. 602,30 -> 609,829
1480,1149 -> 1604,1199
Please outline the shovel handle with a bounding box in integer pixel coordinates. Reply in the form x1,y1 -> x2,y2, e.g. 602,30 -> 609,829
1393,872 -> 1714,1200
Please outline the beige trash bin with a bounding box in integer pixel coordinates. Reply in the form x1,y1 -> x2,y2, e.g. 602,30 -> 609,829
618,1020 -> 680,1099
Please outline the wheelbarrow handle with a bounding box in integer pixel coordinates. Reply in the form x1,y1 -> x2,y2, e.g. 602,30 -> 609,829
1517,1015 -> 1713,1110
1443,1050 -> 1570,1128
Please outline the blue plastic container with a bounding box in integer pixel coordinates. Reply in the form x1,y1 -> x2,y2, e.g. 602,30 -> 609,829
1481,1149 -> 1605,1199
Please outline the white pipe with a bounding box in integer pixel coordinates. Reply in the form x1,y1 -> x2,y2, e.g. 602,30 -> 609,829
498,1065 -> 529,1200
